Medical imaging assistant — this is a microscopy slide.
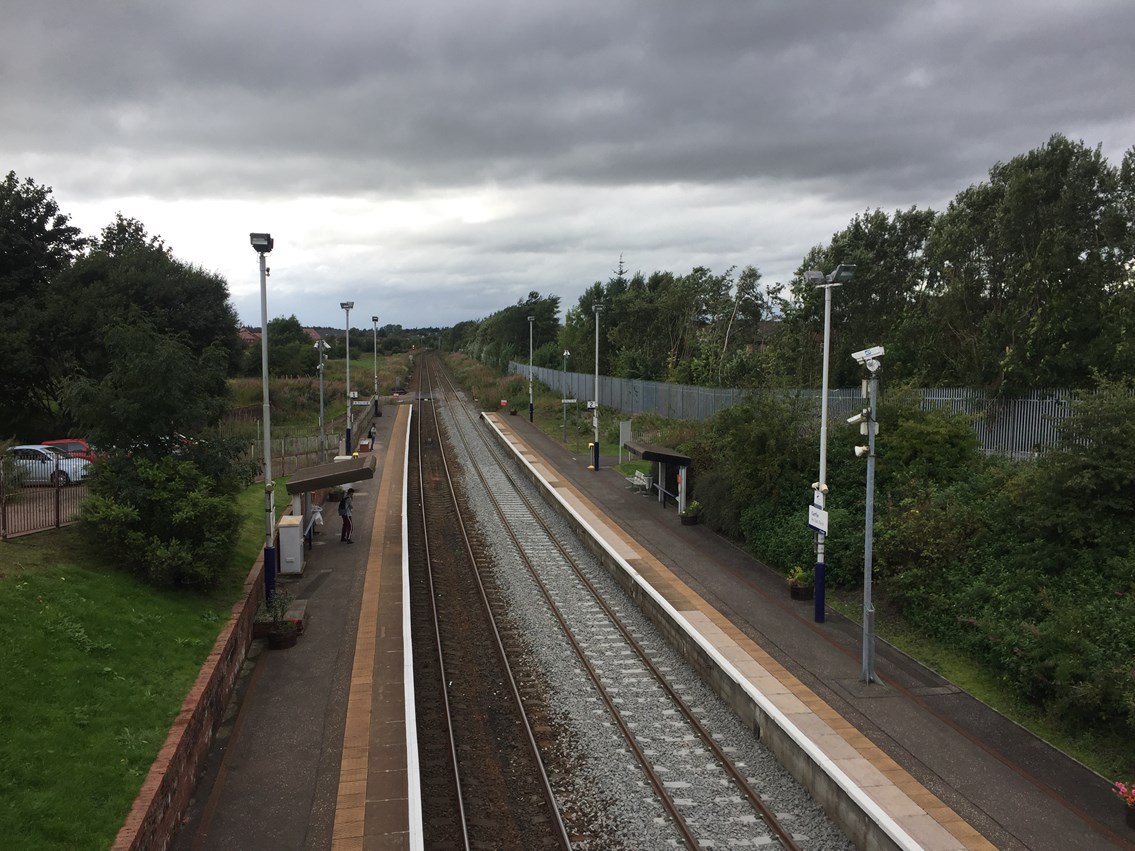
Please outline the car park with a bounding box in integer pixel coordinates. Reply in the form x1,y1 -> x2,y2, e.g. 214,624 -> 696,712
6,444 -> 91,486
41,437 -> 98,462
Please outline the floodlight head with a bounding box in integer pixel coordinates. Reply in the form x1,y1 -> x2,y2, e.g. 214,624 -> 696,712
371,315 -> 379,323
830,263 -> 856,284
340,301 -> 354,311
249,232 -> 274,253
528,315 -> 535,322
804,270 -> 826,285
563,349 -> 570,357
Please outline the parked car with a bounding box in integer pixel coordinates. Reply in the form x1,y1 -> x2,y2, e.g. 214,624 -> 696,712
41,437 -> 98,462
7,444 -> 91,486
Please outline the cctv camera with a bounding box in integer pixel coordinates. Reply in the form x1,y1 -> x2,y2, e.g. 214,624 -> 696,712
854,445 -> 869,458
851,345 -> 885,364
847,410 -> 867,425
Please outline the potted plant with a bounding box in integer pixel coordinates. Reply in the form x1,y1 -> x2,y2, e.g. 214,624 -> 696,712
680,500 -> 701,526
265,590 -> 300,650
1113,780 -> 1135,829
787,565 -> 814,601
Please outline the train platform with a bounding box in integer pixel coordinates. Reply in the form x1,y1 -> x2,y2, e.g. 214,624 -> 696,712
489,413 -> 1133,851
171,403 -> 417,851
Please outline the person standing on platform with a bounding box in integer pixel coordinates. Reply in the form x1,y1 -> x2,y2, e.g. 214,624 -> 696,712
338,486 -> 354,543
368,423 -> 376,446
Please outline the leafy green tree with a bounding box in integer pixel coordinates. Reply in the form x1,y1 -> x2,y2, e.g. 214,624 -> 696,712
62,317 -> 230,454
924,135 -> 1135,392
0,171 -> 84,437
770,207 -> 936,389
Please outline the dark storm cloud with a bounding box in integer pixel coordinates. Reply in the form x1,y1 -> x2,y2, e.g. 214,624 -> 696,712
9,0 -> 1133,201
4,1 -> 1134,326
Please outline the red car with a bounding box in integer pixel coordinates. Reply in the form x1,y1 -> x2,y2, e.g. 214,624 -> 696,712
41,438 -> 98,462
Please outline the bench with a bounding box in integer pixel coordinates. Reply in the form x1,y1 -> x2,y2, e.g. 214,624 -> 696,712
625,471 -> 653,494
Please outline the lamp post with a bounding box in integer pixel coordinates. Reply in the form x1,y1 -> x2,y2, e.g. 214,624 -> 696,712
315,340 -> 329,463
592,305 -> 602,470
250,232 -> 276,600
804,263 -> 856,624
851,345 -> 884,683
562,348 -> 570,443
372,315 -> 380,417
528,315 -> 535,422
341,301 -> 354,453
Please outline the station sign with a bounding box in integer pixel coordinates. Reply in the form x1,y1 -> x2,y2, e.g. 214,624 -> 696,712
807,505 -> 829,534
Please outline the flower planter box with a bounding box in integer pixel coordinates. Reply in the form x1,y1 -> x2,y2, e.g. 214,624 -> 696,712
789,584 -> 814,601
680,514 -> 698,526
253,599 -> 309,638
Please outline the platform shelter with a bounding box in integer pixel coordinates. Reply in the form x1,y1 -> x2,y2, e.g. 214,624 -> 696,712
622,440 -> 691,513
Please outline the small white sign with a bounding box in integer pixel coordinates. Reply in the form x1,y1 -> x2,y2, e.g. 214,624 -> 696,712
812,490 -> 824,507
586,400 -> 598,409
349,391 -> 358,399
562,398 -> 576,404
808,505 -> 829,534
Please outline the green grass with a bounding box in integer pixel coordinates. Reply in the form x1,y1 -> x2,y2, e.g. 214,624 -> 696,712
0,480 -> 282,850
826,591 -> 1134,778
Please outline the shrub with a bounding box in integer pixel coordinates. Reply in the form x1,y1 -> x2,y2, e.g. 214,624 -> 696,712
81,452 -> 245,589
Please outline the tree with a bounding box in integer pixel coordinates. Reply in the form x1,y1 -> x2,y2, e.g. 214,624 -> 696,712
770,207 -> 936,389
0,171 -> 84,437
925,135 -> 1135,392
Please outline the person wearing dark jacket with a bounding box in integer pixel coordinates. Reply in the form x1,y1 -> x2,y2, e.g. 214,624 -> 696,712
338,486 -> 354,542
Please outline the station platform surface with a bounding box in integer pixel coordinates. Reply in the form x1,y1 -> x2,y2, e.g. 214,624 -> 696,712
171,402 -> 1133,851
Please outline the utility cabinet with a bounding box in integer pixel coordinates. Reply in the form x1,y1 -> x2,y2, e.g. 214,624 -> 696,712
278,514 -> 305,575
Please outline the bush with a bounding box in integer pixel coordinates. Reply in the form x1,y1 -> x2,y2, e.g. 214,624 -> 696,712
81,452 -> 246,589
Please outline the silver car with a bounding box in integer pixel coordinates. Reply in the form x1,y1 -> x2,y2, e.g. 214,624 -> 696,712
7,444 -> 91,486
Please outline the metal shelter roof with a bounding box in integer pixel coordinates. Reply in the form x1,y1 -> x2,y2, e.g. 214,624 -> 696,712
285,453 -> 378,495
623,440 -> 691,467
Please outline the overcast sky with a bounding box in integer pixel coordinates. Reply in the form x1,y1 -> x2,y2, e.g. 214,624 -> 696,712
5,1 -> 1134,330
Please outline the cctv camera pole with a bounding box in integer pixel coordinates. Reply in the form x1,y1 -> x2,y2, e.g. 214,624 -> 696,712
861,370 -> 879,683
592,305 -> 601,470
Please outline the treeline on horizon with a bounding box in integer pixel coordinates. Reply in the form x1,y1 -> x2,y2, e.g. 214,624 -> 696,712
449,133 -> 1135,397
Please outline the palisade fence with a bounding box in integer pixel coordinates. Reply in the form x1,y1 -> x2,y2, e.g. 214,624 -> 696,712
513,362 -> 1084,458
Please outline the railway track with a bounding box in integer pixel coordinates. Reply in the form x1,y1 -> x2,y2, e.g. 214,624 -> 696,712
408,363 -> 571,850
420,354 -> 848,849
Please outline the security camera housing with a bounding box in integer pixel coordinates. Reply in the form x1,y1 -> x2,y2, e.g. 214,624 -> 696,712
851,345 -> 885,364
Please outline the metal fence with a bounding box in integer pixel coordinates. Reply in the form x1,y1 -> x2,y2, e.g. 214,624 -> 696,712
1,467 -> 88,540
513,362 -> 1084,457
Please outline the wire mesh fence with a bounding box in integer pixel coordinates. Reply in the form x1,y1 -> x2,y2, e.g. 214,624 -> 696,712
516,362 -> 1088,457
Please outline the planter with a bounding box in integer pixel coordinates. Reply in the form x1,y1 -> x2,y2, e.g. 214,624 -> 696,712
267,626 -> 299,650
680,514 -> 698,526
1127,806 -> 1135,831
789,583 -> 814,601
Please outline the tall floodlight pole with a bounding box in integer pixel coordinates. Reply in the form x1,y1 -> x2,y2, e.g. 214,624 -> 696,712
372,315 -> 380,417
250,232 -> 276,600
850,345 -> 885,683
315,339 -> 329,463
528,315 -> 535,422
804,264 -> 856,624
341,301 -> 354,453
592,305 -> 602,470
